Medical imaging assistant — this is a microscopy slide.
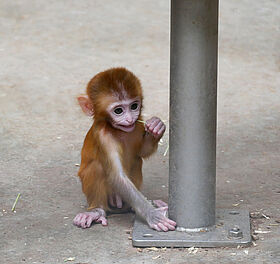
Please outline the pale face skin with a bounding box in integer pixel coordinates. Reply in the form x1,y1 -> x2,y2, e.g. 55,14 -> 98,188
107,97 -> 167,138
107,97 -> 141,132
77,95 -> 166,137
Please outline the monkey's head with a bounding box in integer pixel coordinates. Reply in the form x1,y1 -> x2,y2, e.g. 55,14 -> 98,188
78,67 -> 143,133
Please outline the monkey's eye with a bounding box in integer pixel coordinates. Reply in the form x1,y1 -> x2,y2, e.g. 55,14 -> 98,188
131,103 -> 139,111
114,107 -> 123,115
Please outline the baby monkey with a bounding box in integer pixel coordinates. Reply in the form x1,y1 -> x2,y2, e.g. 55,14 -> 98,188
73,67 -> 176,232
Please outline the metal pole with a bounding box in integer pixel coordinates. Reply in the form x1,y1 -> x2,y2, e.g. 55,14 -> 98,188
133,0 -> 251,247
169,0 -> 218,229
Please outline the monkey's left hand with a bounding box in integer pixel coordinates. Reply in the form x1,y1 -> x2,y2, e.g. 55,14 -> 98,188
145,117 -> 166,139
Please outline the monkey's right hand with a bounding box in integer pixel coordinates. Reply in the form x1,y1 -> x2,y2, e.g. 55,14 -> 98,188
73,208 -> 107,229
145,117 -> 166,139
146,207 -> 177,232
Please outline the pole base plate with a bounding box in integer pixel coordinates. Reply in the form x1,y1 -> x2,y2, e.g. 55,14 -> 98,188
132,209 -> 251,248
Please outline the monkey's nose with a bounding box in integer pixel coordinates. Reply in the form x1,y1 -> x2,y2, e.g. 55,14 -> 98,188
126,120 -> 134,126
125,115 -> 133,124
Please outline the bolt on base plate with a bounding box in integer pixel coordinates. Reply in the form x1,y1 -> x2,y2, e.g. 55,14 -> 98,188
132,209 -> 251,248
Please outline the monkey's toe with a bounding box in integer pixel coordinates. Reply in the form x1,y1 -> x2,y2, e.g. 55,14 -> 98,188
97,216 -> 108,226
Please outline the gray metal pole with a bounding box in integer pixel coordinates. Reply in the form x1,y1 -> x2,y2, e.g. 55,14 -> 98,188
169,0 -> 218,229
133,1 -> 250,246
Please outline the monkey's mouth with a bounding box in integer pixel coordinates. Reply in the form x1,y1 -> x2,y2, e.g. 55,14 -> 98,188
118,123 -> 135,132
120,124 -> 135,129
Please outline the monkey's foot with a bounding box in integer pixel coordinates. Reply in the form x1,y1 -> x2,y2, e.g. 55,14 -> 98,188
109,193 -> 123,209
73,208 -> 107,229
147,206 -> 177,232
153,200 -> 168,208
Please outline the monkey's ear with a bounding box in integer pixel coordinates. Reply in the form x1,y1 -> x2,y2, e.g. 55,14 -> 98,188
77,95 -> 94,116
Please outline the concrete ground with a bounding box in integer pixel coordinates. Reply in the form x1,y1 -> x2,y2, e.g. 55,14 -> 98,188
0,0 -> 279,263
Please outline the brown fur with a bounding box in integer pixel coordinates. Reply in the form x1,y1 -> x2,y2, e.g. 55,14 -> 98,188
86,67 -> 143,122
78,68 -> 157,211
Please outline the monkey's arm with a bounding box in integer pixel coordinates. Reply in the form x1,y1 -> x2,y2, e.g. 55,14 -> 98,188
139,117 -> 165,158
139,132 -> 159,158
100,130 -> 176,232
109,152 -> 175,231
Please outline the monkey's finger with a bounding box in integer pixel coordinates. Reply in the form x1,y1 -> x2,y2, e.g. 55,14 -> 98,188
144,121 -> 154,131
80,215 -> 89,228
161,220 -> 176,230
156,126 -> 166,137
73,214 -> 85,227
158,223 -> 169,232
151,224 -> 161,232
159,212 -> 177,226
146,123 -> 159,134
145,120 -> 152,130
146,117 -> 159,125
157,212 -> 177,229
73,214 -> 81,225
85,217 -> 94,228
165,218 -> 177,227
152,122 -> 164,135
145,117 -> 158,125
148,119 -> 160,131
152,122 -> 162,133
153,200 -> 168,208
145,118 -> 160,133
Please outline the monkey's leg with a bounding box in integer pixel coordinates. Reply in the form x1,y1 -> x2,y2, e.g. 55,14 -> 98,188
74,161 -> 109,228
73,208 -> 107,228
